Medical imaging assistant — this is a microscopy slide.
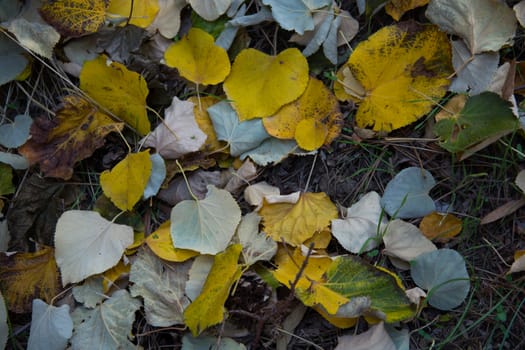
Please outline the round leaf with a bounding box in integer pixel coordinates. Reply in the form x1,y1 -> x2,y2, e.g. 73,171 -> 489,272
410,249 -> 470,310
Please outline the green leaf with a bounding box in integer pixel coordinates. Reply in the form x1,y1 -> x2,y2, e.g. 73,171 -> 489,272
410,248 -> 470,310
434,92 -> 518,154
0,163 -> 15,196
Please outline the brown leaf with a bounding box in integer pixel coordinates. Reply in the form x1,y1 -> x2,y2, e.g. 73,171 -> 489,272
480,198 -> 525,225
0,246 -> 61,313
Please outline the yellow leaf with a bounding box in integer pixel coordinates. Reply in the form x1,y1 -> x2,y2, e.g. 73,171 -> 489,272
334,21 -> 452,132
385,0 -> 429,21
145,221 -> 199,262
102,259 -> 131,292
18,95 -> 124,180
419,212 -> 462,242
184,244 -> 242,336
263,77 -> 342,150
313,306 -> 358,328
260,192 -> 338,246
0,246 -> 60,313
125,231 -> 145,255
223,48 -> 309,121
303,228 -> 332,249
164,28 -> 231,85
39,0 -> 108,37
100,151 -> 152,211
80,55 -> 150,135
188,96 -> 226,153
107,0 -> 159,28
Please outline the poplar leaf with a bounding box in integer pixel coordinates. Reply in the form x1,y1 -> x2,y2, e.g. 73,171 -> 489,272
385,0 -> 428,21
0,34 -> 29,86
107,0 -> 159,28
261,0 -> 332,35
100,151 -> 152,211
147,0 -> 186,38
188,0 -> 233,21
28,299 -> 73,350
146,221 -> 199,262
0,114 -> 32,148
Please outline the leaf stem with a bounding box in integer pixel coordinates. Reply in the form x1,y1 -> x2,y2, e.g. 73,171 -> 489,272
175,159 -> 199,201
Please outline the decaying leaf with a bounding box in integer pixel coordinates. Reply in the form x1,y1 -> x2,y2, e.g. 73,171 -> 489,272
54,210 -> 134,285
184,244 -> 242,336
164,28 -> 231,85
385,0 -> 428,21
6,18 -> 60,58
100,151 -> 152,211
79,55 -> 150,135
334,21 -> 452,132
223,48 -> 309,120
19,95 -> 124,180
260,192 -> 338,246
39,0 -> 108,37
0,246 -> 60,313
419,212 -> 462,242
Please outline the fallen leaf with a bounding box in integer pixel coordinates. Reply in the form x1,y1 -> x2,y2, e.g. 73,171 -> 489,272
146,221 -> 199,262
260,192 -> 338,246
261,0 -> 332,35
0,292 -> 7,349
208,100 -> 270,156
515,1 -> 525,27
102,259 -> 130,292
100,151 -> 152,211
244,182 -> 281,210
182,333 -> 246,350
184,244 -> 242,336
410,249 -> 470,310
147,0 -> 186,38
0,114 -> 32,148
142,97 -> 207,159
516,169 -> 525,193
426,0 -> 516,54
380,167 -> 436,219
383,219 -> 437,270
480,199 -> 525,225
240,138 -> 298,166
72,276 -> 104,308
0,246 -> 60,313
130,248 -> 192,327
508,250 -> 525,274
262,77 -> 342,150
188,0 -> 233,21
170,185 -> 241,255
164,28 -> 230,85
143,153 -> 166,199
0,152 -> 28,170
236,212 -> 277,265
39,0 -> 107,37
335,322 -> 396,350
79,55 -> 150,135
54,210 -> 134,285
107,0 -> 159,28
331,191 -> 387,254
385,0 -> 428,21
419,212 -> 462,242
6,18 -> 60,58
333,21 -> 452,132
27,299 -> 73,350
18,95 -> 124,180
223,48 -> 309,120
190,96 -> 226,153
185,255 -> 214,301
70,290 -> 141,349
0,34 -> 29,86
0,164 -> 14,196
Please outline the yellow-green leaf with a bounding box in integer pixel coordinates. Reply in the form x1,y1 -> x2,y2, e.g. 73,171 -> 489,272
334,21 -> 452,132
164,28 -> 230,85
100,151 -> 152,211
184,244 -> 242,336
224,48 -> 309,121
107,0 -> 159,28
80,55 -> 150,135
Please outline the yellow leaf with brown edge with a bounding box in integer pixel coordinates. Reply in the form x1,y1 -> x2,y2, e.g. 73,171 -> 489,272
80,55 -> 150,135
107,0 -> 159,28
224,48 -> 309,121
184,244 -> 242,336
0,246 -> 60,313
263,77 -> 342,150
164,28 -> 231,85
100,151 -> 152,211
18,95 -> 124,180
334,21 -> 452,132
189,96 -> 226,153
146,221 -> 199,262
260,192 -> 337,246
39,0 -> 108,37
102,259 -> 130,292
419,212 -> 462,242
385,0 -> 429,21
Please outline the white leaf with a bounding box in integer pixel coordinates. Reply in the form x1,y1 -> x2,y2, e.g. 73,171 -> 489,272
130,248 -> 191,327
410,249 -> 470,310
0,292 -> 7,350
335,322 -> 396,350
72,276 -> 104,308
143,153 -> 166,199
142,97 -> 207,159
6,18 -> 60,58
261,0 -> 331,35
224,158 -> 257,193
185,255 -> 214,301
208,101 -> 270,156
240,138 -> 297,166
383,219 -> 437,270
188,0 -> 233,21
426,0 -> 516,54
170,185 -> 241,254
516,170 -> 525,193
405,287 -> 427,305
229,6 -> 273,27
216,4 -> 247,50
449,40 -> 499,95
71,290 -> 141,350
515,1 -> 525,27
380,167 -> 436,219
331,191 -> 386,254
509,253 -> 525,274
244,181 -> 280,210
0,151 -> 28,169
28,299 -> 73,350
55,210 -> 134,285
147,0 -> 186,38
237,212 -> 277,265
